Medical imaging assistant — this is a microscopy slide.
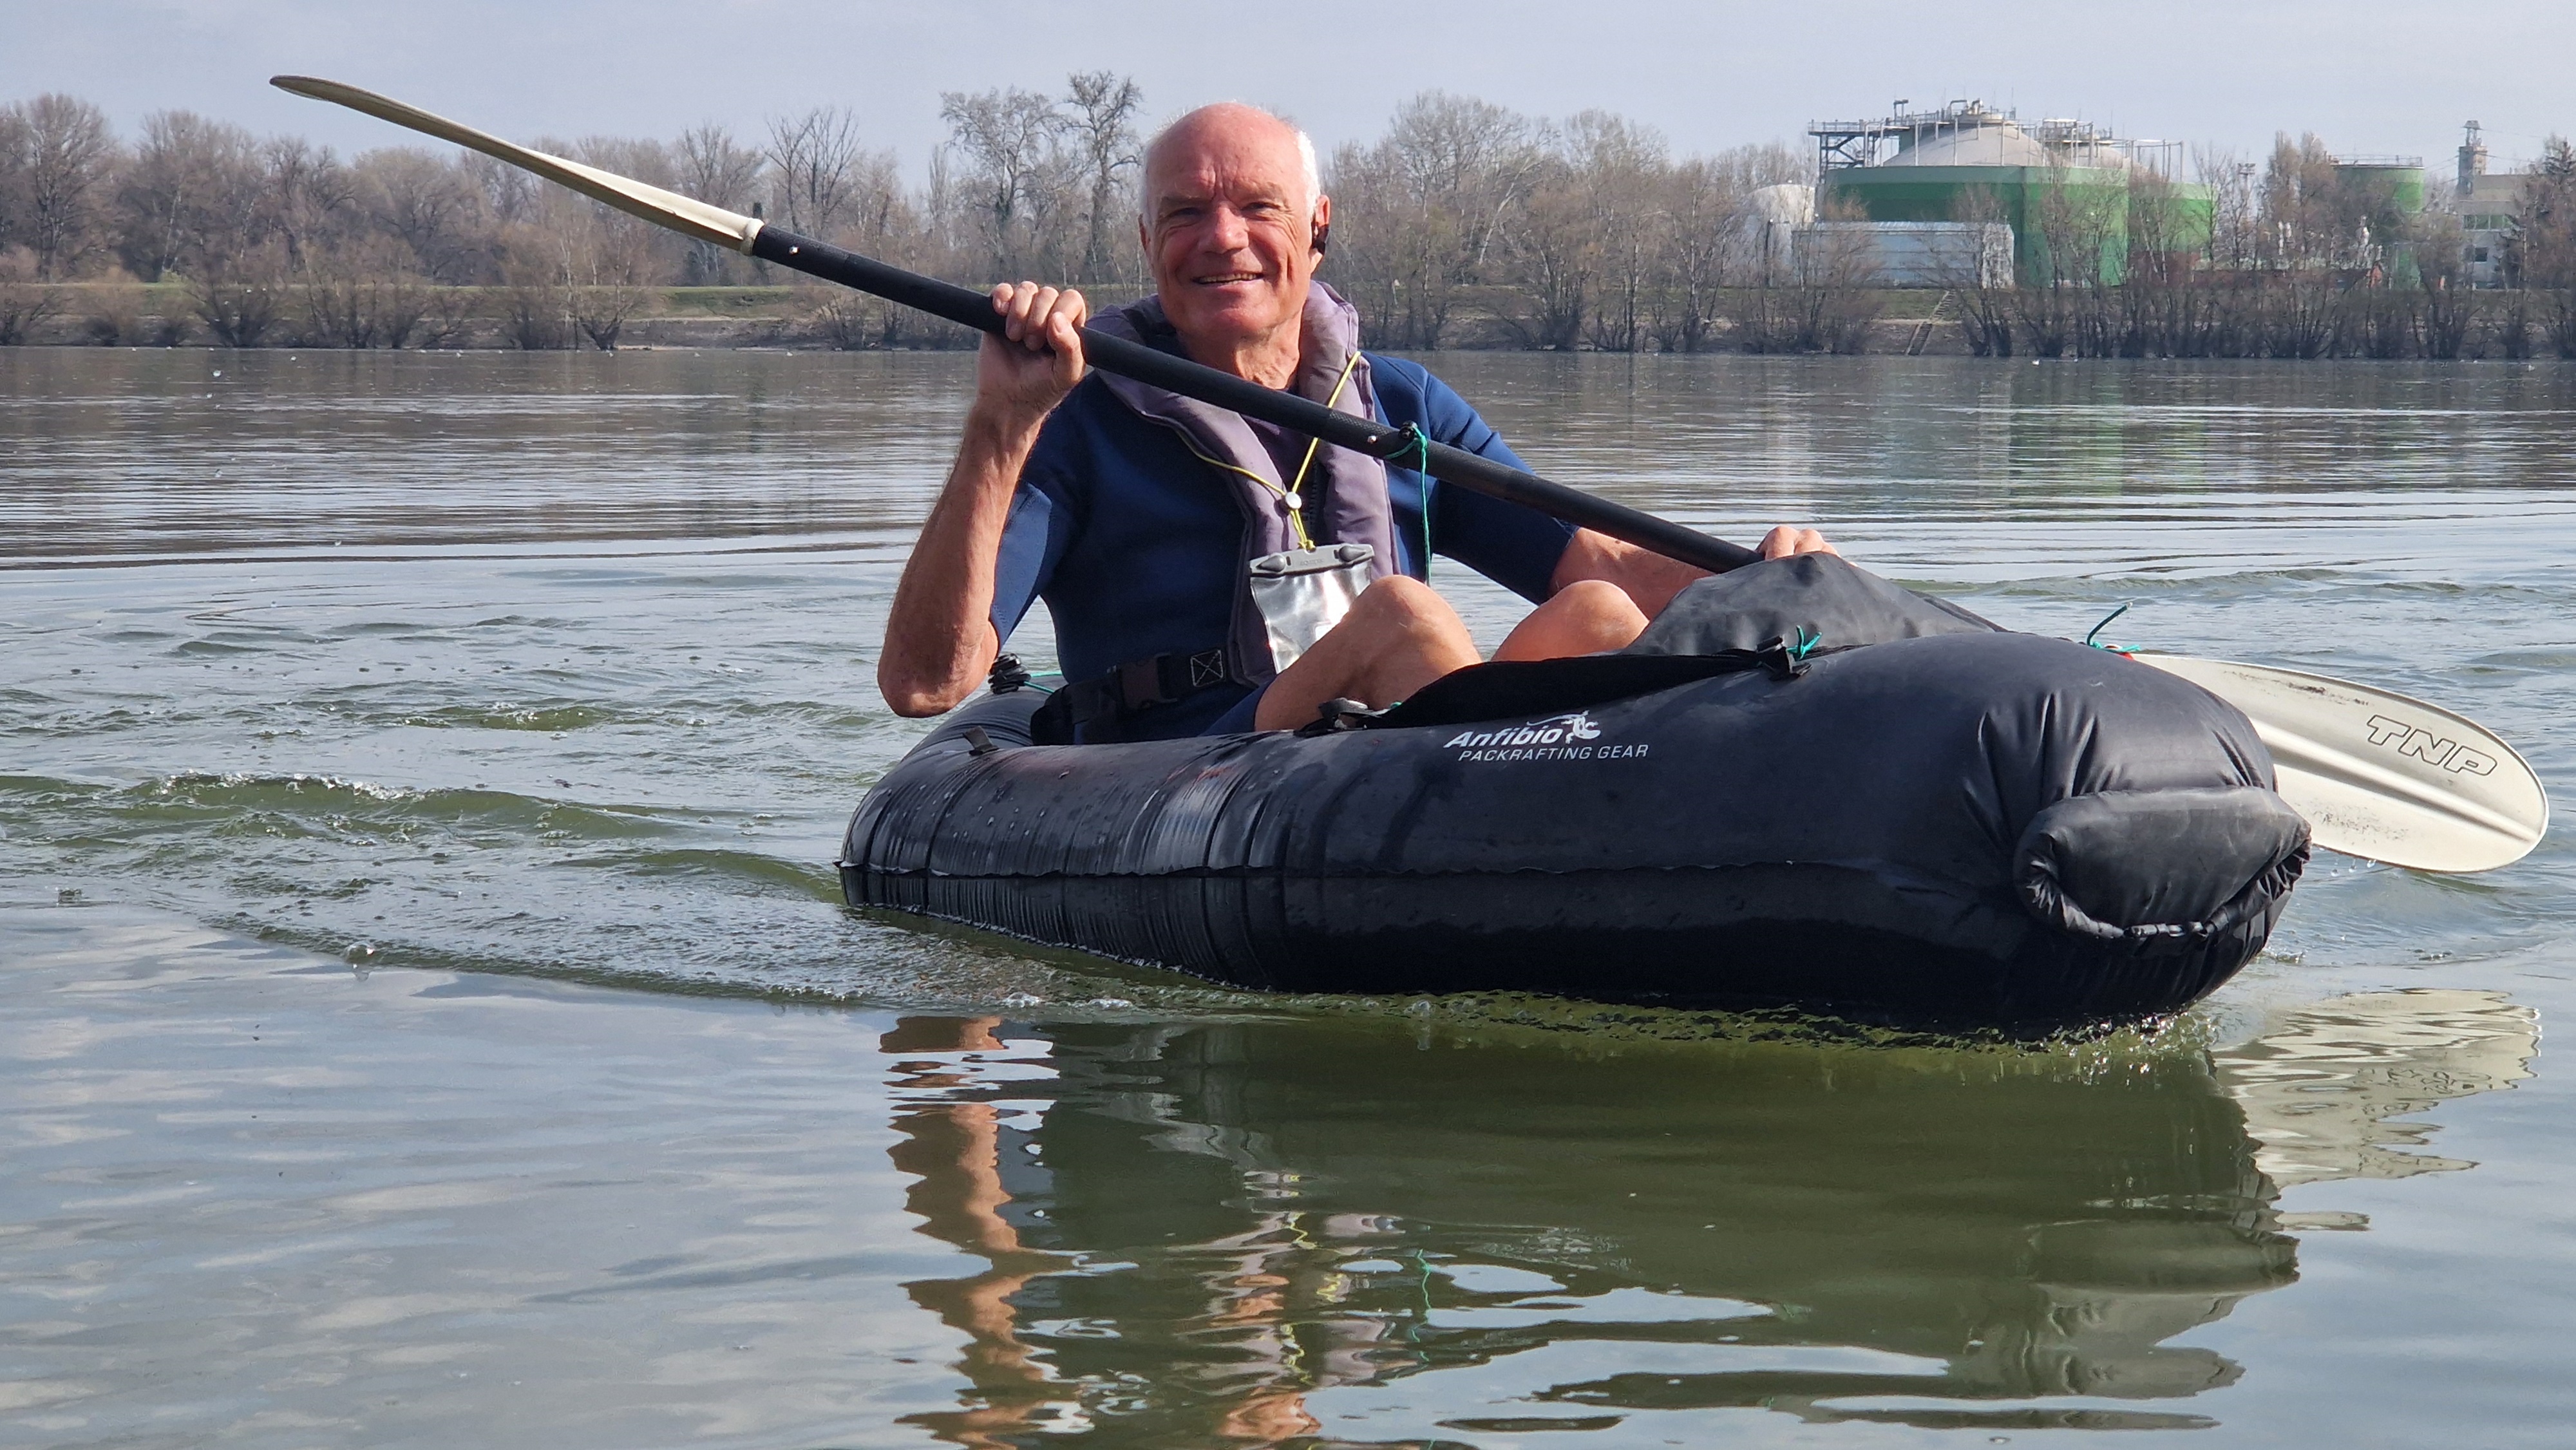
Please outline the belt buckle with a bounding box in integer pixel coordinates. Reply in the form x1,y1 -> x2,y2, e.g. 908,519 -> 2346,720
1117,657 -> 1167,708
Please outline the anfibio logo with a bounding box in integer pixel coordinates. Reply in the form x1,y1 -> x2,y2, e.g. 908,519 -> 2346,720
1443,710 -> 1648,763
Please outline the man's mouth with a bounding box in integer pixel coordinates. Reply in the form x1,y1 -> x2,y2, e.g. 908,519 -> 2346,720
1193,271 -> 1264,286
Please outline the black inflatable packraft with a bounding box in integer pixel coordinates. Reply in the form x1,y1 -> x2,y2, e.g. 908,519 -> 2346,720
841,556 -> 2309,1030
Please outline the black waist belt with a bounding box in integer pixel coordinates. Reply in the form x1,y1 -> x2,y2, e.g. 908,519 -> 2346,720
1028,646 -> 1237,745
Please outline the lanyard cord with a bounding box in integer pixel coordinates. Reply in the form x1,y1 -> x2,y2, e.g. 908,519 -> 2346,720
1164,437 -> 1316,551
1285,350 -> 1363,514
1160,349 -> 1363,554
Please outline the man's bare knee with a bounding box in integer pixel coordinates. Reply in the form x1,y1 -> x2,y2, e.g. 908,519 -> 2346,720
1549,579 -> 1638,616
1352,574 -> 1443,622
1346,574 -> 1470,647
1256,576 -> 1477,731
1494,577 -> 1650,662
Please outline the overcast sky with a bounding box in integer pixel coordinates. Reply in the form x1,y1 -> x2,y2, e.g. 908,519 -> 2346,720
10,0 -> 2571,180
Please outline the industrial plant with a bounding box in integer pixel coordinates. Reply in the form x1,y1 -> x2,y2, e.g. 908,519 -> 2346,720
1772,99 -> 2526,290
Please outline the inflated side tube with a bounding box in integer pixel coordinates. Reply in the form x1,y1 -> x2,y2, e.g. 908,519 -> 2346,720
842,558 -> 2310,1031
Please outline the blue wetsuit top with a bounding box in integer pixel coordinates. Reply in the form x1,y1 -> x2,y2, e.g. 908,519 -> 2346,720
990,355 -> 1576,740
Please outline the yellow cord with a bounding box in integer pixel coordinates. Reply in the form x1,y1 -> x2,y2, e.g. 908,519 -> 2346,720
1168,438 -> 1317,550
1157,350 -> 1363,554
1287,349 -> 1363,514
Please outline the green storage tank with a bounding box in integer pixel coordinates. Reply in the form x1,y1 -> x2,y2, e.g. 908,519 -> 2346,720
2333,158 -> 2427,216
1814,112 -> 2213,285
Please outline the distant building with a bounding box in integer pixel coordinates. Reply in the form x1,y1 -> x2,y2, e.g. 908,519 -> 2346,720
1743,182 -> 1814,275
1798,221 -> 2015,288
2456,121 -> 2531,287
1809,100 -> 2211,286
1735,181 -> 2011,288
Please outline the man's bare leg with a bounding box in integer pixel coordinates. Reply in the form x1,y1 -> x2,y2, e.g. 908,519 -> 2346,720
1491,579 -> 1649,662
1254,576 -> 1479,731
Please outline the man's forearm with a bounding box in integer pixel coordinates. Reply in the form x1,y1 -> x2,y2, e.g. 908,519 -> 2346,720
1552,523 -> 1838,617
1551,529 -> 1709,618
878,405 -> 1046,716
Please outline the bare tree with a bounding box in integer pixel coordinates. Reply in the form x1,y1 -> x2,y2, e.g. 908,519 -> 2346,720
2196,146 -> 2257,270
189,240 -> 289,346
1331,93 -> 1540,347
3,95 -> 116,278
354,147 -> 491,283
1063,71 -> 1142,282
1762,191 -> 1883,353
1493,145 -> 1595,350
678,122 -> 766,210
2395,193 -> 2470,359
938,88 -> 1070,277
2012,161 -> 2124,355
834,149 -> 910,252
0,111 -> 25,259
569,137 -> 684,290
503,180 -> 658,350
299,235 -> 431,348
2259,133 -> 2347,270
2263,274 -> 2339,358
1645,158 -> 1744,352
0,247 -> 64,343
261,135 -> 354,273
1564,111 -> 1665,352
2121,169 -> 2204,355
117,110 -> 269,282
676,122 -> 766,283
768,106 -> 872,238
1940,185 -> 2016,355
497,220 -> 573,350
2523,136 -> 2576,358
459,149 -> 538,229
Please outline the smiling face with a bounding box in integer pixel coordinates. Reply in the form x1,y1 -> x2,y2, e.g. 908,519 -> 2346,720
1139,105 -> 1329,381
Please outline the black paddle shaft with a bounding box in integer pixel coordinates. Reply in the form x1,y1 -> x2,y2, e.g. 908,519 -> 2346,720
748,227 -> 1757,574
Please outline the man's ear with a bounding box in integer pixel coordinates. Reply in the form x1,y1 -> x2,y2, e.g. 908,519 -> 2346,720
1311,194 -> 1333,256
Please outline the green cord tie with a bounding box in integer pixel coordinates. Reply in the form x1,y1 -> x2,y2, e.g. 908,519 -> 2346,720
1789,626 -> 1824,661
1366,422 -> 1436,581
2083,602 -> 2135,652
1376,422 -> 1431,472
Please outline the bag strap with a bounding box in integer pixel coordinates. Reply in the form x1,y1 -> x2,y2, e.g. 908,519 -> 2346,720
1027,646 -> 1235,745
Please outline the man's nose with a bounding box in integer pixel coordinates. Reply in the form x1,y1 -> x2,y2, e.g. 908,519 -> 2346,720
1202,203 -> 1251,250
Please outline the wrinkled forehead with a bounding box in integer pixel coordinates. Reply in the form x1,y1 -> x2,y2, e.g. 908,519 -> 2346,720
1143,114 -> 1312,216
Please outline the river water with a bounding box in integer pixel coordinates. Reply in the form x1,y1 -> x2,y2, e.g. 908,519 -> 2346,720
3,348 -> 2571,1447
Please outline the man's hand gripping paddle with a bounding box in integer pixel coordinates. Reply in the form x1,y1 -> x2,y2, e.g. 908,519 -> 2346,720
270,75 -> 2550,875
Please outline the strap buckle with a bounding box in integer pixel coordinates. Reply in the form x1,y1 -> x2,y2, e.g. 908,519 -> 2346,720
1117,657 -> 1170,709
1029,646 -> 1237,746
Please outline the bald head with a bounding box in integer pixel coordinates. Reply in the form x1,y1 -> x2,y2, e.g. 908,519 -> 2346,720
1141,104 -> 1322,225
1135,102 -> 1333,384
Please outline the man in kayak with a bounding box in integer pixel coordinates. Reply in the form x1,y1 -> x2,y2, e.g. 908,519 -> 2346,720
880,102 -> 1835,740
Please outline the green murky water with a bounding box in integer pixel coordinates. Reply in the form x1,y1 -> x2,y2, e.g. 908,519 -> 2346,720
3,350 -> 2571,1446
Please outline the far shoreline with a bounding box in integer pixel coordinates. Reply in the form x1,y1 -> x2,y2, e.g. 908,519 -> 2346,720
6,282 -> 2572,361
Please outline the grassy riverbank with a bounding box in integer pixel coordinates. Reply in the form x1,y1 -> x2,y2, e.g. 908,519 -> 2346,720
5,279 -> 2570,358
0,281 -> 1978,355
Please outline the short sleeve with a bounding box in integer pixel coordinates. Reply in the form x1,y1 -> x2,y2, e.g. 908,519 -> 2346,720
1389,362 -> 1575,603
987,417 -> 1084,641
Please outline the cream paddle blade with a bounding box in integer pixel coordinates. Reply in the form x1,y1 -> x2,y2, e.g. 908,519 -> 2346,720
2135,653 -> 2548,873
270,76 -> 762,254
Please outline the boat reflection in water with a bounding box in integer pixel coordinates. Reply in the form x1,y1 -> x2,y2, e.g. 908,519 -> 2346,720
879,989 -> 2535,1445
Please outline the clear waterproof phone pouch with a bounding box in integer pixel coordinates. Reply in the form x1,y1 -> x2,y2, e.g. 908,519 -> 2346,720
1247,543 -> 1375,673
